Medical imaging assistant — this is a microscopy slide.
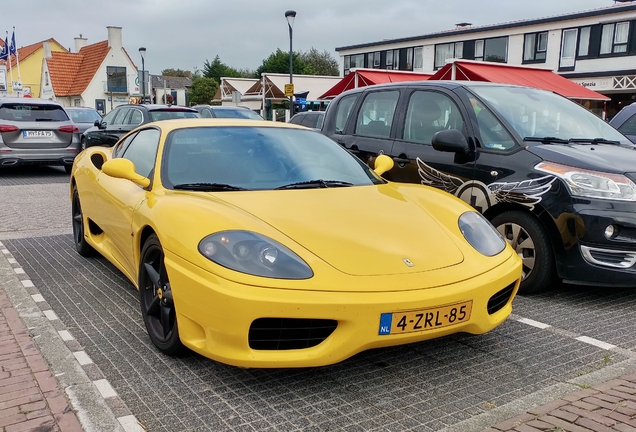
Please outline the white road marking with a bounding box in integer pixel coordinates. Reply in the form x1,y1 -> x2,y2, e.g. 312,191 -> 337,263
14,267 -> 25,274
58,330 -> 74,341
576,336 -> 617,351
21,280 -> 34,287
73,351 -> 94,366
31,294 -> 45,302
516,317 -> 551,329
93,379 -> 117,399
43,310 -> 58,321
118,415 -> 146,432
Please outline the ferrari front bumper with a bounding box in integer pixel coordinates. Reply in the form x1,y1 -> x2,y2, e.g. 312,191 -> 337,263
164,250 -> 521,368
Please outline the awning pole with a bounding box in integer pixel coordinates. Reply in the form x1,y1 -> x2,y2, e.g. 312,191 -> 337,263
451,62 -> 456,80
355,72 -> 359,89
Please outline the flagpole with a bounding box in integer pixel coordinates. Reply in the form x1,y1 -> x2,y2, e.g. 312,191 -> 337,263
6,33 -> 13,95
13,28 -> 20,84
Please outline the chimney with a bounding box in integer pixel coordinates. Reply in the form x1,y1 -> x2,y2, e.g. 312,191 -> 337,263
74,34 -> 88,53
43,41 -> 52,59
107,26 -> 122,50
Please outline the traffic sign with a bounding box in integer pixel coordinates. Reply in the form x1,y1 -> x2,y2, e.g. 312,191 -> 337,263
284,83 -> 294,97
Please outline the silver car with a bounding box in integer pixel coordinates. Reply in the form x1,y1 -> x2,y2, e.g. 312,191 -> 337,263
0,98 -> 81,173
65,106 -> 103,134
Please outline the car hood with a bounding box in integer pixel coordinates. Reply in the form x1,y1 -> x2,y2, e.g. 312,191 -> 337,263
212,185 -> 465,276
527,143 -> 636,174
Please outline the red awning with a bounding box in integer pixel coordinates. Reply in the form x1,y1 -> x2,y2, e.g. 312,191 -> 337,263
319,69 -> 432,100
429,61 -> 609,101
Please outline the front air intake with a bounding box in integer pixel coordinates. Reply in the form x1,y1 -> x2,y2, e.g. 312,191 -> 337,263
487,282 -> 516,315
249,318 -> 337,350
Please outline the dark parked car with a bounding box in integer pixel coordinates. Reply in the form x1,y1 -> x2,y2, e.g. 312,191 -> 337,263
0,98 -> 80,173
322,81 -> 636,294
65,107 -> 102,134
609,102 -> 636,144
192,105 -> 264,120
82,104 -> 199,148
289,111 -> 325,131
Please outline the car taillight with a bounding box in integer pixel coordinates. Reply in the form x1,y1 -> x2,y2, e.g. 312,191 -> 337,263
58,125 -> 79,133
0,125 -> 19,132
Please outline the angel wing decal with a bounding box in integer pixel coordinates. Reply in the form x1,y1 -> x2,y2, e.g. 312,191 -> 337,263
416,158 -> 556,212
416,158 -> 464,195
487,176 -> 556,210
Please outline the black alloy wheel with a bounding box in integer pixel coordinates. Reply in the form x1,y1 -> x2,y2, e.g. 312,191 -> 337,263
491,210 -> 555,295
71,189 -> 93,256
139,234 -> 184,355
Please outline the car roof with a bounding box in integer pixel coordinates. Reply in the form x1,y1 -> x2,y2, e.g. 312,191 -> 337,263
65,106 -> 97,110
114,104 -> 197,112
0,97 -> 64,106
337,80 -> 543,95
145,118 -> 309,133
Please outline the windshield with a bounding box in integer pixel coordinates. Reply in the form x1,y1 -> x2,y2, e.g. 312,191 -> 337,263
162,126 -> 383,190
67,109 -> 102,123
150,110 -> 199,121
0,104 -> 69,122
467,86 -> 630,144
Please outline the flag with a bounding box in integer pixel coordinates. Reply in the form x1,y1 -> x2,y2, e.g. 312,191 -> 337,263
8,31 -> 15,55
0,38 -> 7,61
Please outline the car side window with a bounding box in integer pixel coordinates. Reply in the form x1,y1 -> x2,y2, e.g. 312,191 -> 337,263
289,115 -> 302,125
617,112 -> 636,135
112,132 -> 138,158
469,96 -> 516,150
200,108 -> 212,118
101,109 -> 119,126
333,94 -> 358,134
127,109 -> 143,126
300,114 -> 317,128
111,108 -> 130,127
121,128 -> 161,178
355,91 -> 399,138
403,91 -> 465,144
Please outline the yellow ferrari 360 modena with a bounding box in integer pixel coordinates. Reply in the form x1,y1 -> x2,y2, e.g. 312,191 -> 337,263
70,118 -> 522,368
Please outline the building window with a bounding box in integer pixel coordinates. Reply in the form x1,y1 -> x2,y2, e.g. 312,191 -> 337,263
560,29 -> 578,68
578,26 -> 591,56
386,50 -> 393,68
414,47 -> 423,70
523,32 -> 548,62
435,42 -> 463,69
344,54 -> 364,75
106,66 -> 127,93
373,51 -> 381,68
483,37 -> 508,62
600,22 -> 629,54
403,48 -> 413,70
344,56 -> 351,75
45,71 -> 49,85
74,99 -> 81,107
392,50 -> 399,70
474,40 -> 484,60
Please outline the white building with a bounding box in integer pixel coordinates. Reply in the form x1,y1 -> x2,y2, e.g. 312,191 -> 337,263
40,27 -> 140,114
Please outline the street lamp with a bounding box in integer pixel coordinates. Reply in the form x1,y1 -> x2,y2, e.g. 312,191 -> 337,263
139,47 -> 146,103
285,10 -> 296,118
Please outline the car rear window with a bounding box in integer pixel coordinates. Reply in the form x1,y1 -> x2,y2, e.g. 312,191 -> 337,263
150,110 -> 199,121
213,108 -> 263,120
0,104 -> 69,122
617,112 -> 636,135
67,109 -> 102,123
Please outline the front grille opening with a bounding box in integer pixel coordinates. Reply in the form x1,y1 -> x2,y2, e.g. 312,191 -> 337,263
249,318 -> 337,350
487,282 -> 516,315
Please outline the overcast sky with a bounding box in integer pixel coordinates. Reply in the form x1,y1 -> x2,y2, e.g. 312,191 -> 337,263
5,0 -> 621,74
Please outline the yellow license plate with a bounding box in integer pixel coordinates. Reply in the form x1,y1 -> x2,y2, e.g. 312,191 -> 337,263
378,301 -> 473,335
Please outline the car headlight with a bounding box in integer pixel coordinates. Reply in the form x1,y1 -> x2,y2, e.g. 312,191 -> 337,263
458,212 -> 506,256
536,161 -> 636,201
198,231 -> 313,279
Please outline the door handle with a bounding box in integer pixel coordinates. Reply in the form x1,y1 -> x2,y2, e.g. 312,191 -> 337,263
392,157 -> 410,164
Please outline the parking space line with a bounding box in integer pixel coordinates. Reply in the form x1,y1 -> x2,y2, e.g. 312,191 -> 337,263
73,350 -> 94,366
21,279 -> 34,287
576,336 -> 617,350
93,379 -> 118,399
31,293 -> 45,302
117,415 -> 146,432
58,330 -> 74,341
515,317 -> 551,329
42,309 -> 58,320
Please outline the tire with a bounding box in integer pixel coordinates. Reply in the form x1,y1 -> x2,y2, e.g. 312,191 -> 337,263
64,164 -> 73,174
80,137 -> 87,151
139,234 -> 184,355
71,189 -> 94,257
491,210 -> 555,295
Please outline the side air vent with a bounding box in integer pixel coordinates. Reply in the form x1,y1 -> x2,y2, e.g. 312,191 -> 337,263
249,318 -> 337,350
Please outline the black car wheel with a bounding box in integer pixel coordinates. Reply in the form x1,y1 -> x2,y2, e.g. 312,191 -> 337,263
64,164 -> 73,174
491,210 -> 555,295
139,234 -> 184,355
71,189 -> 94,256
81,137 -> 87,151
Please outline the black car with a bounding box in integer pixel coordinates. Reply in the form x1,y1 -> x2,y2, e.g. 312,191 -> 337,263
192,105 -> 264,120
609,102 -> 636,144
289,111 -> 325,131
82,104 -> 199,148
322,81 -> 636,294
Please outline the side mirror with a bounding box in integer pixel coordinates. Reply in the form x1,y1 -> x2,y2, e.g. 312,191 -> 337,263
101,158 -> 150,188
373,154 -> 394,176
432,129 -> 470,153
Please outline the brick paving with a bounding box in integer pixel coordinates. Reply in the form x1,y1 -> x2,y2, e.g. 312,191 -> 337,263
0,284 -> 83,432
485,374 -> 636,432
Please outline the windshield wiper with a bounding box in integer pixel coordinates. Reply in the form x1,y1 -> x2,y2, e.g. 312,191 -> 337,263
276,179 -> 354,190
523,136 -> 569,144
568,138 -> 621,145
173,182 -> 249,191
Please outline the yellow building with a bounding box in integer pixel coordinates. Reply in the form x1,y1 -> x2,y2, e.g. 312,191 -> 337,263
0,38 -> 68,97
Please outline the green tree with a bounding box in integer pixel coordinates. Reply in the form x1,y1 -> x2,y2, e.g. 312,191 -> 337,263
203,55 -> 242,83
255,48 -> 311,76
187,77 -> 218,105
161,68 -> 191,77
300,48 -> 339,76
